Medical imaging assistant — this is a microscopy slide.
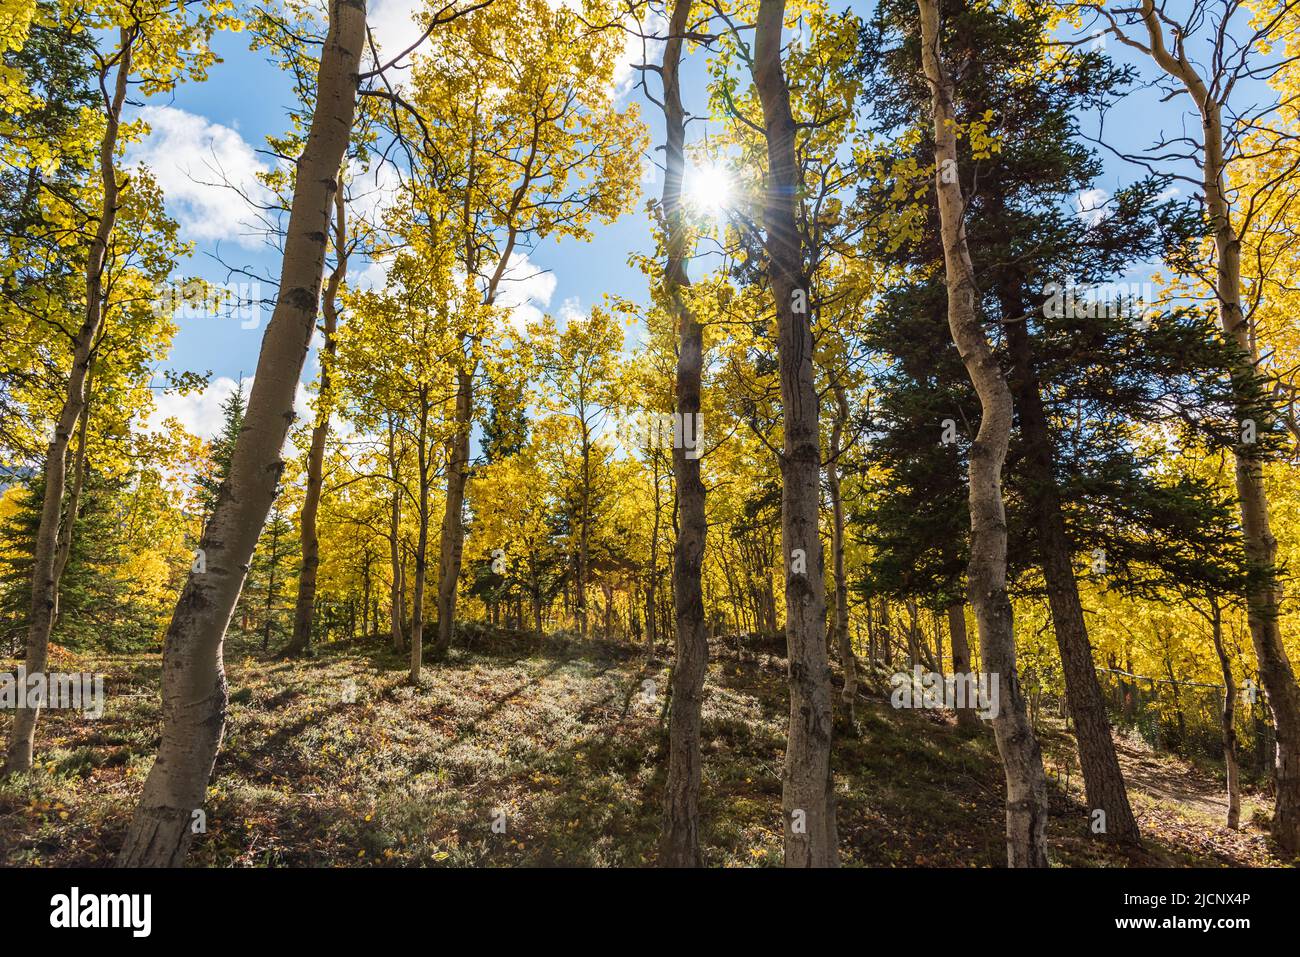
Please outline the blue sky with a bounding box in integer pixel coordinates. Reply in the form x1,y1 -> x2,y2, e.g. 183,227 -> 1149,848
135,1 -> 1274,440
142,1 -> 689,436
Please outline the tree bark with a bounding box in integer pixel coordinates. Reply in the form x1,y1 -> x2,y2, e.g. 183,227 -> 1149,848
360,554 -> 371,638
917,0 -> 1049,867
576,430 -> 591,638
601,580 -> 614,638
946,602 -> 980,730
906,598 -> 922,669
659,0 -> 709,869
410,400 -> 431,681
5,34 -> 131,777
827,378 -> 856,732
1005,294 -> 1140,845
1208,597 -> 1242,829
261,512 -> 282,653
431,367 -> 472,660
386,417 -> 405,653
286,179 -> 348,657
646,448 -> 662,660
116,0 -> 365,866
1129,0 -> 1300,856
880,599 -> 894,668
52,373 -> 92,594
754,0 -> 838,867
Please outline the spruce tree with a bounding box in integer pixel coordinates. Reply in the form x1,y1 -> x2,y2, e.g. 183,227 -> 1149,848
855,0 -> 1266,844
195,383 -> 247,527
0,471 -> 146,652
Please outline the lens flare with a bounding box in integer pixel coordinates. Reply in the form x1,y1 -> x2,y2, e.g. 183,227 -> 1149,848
685,164 -> 733,215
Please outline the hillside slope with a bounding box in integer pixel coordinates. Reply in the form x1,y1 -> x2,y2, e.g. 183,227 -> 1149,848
0,635 -> 1290,867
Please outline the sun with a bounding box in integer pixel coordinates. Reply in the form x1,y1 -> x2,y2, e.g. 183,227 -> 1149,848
684,163 -> 734,216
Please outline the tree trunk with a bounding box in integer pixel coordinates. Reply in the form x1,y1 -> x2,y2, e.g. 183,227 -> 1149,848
647,450 -> 662,660
1005,294 -> 1140,845
5,36 -> 131,777
601,580 -> 612,639
933,608 -> 944,678
1132,0 -> 1300,856
906,599 -> 921,669
116,0 -> 365,866
410,403 -> 431,681
52,375 -> 92,595
577,435 -> 591,638
880,599 -> 894,668
1208,598 -> 1242,829
754,0 -> 838,867
865,601 -> 876,664
432,368 -> 472,660
917,0 -> 1049,867
387,420 -> 405,653
286,180 -> 348,657
262,515 -> 281,653
659,0 -> 709,868
827,378 -> 856,732
361,557 -> 371,639
946,602 -> 980,730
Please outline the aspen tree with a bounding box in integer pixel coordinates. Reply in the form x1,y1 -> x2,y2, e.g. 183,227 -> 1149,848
655,0 -> 710,868
752,0 -> 839,867
117,0 -> 366,867
916,0 -> 1049,867
5,0 -> 234,775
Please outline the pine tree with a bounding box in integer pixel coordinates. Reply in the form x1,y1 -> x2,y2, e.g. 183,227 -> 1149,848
244,499 -> 294,652
118,0 -> 366,866
858,0 -> 1260,847
0,470 -> 152,652
194,383 -> 246,527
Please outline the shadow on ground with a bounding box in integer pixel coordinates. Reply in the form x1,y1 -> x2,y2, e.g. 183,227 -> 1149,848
0,631 -> 1291,866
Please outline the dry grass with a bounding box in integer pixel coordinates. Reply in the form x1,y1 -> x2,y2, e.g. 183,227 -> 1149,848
1,633 -> 1293,867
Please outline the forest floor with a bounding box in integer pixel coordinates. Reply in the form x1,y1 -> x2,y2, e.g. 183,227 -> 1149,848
0,631 -> 1293,867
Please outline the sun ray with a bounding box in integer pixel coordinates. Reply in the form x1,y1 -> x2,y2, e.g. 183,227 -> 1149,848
684,163 -> 733,216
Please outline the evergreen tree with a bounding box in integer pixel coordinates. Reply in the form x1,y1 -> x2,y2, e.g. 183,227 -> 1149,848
245,499 -> 294,652
481,356 -> 529,464
855,0 -> 1268,844
0,470 -> 157,652
195,383 -> 247,526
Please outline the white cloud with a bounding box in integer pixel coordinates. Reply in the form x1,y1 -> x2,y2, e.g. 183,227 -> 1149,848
149,376 -> 310,446
347,160 -> 402,233
340,163 -> 401,294
150,375 -> 248,442
369,0 -> 427,86
612,9 -> 667,97
128,106 -> 271,249
1076,188 -> 1110,228
351,253 -> 394,292
493,252 -> 557,332
557,296 -> 585,328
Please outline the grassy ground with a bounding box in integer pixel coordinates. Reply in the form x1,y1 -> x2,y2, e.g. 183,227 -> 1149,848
0,632 -> 1293,867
